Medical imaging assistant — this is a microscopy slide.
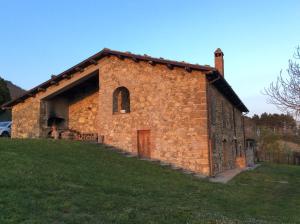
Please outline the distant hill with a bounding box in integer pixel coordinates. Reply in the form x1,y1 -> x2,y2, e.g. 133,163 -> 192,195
0,79 -> 26,121
5,80 -> 26,100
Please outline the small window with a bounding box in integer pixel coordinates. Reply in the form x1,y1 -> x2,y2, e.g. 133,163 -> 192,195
113,87 -> 130,114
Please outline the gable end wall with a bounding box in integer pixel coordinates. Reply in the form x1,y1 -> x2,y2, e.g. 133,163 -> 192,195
98,57 -> 211,175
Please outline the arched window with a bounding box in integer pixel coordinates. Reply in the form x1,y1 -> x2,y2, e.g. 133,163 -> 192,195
113,87 -> 130,113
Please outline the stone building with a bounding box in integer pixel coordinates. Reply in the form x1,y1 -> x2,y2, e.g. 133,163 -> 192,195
2,48 -> 249,176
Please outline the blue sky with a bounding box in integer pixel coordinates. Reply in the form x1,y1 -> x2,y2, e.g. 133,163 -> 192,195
1,0 -> 299,115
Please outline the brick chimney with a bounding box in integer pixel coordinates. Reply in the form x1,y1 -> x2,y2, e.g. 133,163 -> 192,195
214,48 -> 224,77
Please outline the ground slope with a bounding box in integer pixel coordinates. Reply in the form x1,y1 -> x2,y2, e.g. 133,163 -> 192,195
0,139 -> 299,224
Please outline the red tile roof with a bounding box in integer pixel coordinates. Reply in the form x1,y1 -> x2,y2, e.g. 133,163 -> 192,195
2,48 -> 248,112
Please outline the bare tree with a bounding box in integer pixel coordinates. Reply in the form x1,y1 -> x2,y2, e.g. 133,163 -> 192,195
264,46 -> 300,116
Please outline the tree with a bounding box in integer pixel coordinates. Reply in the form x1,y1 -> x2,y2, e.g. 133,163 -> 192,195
0,77 -> 11,108
252,113 -> 296,129
258,127 -> 280,153
0,77 -> 11,121
264,46 -> 300,115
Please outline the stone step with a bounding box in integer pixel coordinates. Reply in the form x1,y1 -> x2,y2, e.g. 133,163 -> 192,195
102,144 -> 206,179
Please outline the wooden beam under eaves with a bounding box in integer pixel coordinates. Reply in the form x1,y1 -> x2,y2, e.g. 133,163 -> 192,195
208,76 -> 221,84
148,60 -> 155,66
50,80 -> 59,86
167,64 -> 174,70
117,54 -> 124,60
38,87 -> 46,92
75,67 -> 84,73
62,74 -> 73,79
89,59 -> 98,65
132,57 -> 139,62
185,67 -> 192,73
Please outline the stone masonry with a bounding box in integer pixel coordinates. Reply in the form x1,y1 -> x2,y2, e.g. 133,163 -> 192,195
208,85 -> 246,175
98,57 -> 210,175
69,91 -> 99,134
5,48 -> 248,176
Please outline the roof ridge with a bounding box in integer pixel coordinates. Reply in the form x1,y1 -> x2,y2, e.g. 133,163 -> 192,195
103,48 -> 215,69
1,48 -> 248,113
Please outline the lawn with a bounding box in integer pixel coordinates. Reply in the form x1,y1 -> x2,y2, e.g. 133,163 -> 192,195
0,139 -> 299,224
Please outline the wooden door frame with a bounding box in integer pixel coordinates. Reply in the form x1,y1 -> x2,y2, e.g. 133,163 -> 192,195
137,130 -> 151,158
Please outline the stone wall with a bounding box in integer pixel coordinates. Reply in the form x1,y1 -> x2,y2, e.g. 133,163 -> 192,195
12,97 -> 41,138
11,64 -> 99,139
68,91 -> 99,133
10,54 -> 246,177
98,56 -> 211,175
208,85 -> 245,175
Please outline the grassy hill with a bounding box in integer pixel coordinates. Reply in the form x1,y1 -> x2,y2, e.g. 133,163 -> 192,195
0,139 -> 300,224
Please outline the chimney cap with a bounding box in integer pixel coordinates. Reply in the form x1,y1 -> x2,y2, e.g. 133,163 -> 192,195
214,48 -> 224,55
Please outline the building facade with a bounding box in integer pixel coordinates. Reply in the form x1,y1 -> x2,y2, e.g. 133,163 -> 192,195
3,48 -> 249,176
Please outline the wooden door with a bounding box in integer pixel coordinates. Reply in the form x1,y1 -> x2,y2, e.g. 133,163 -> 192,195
137,130 -> 151,158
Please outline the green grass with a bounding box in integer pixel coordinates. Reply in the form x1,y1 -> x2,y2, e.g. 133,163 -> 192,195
0,139 -> 300,224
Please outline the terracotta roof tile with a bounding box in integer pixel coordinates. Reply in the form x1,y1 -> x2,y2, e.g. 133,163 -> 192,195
2,48 -> 248,112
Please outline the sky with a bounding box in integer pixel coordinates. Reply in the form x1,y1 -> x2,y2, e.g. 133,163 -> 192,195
0,0 -> 299,116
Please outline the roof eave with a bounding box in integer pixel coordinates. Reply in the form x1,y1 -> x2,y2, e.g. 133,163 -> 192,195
206,71 -> 249,113
2,48 -> 216,108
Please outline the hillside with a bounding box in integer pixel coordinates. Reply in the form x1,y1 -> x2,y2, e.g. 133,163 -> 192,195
0,139 -> 299,223
0,79 -> 25,121
5,80 -> 26,100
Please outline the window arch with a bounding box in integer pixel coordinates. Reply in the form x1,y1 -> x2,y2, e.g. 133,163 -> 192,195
113,86 -> 130,113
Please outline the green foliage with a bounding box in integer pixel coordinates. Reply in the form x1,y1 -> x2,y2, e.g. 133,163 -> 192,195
258,127 -> 281,152
282,134 -> 300,145
0,77 -> 11,119
282,141 -> 293,156
0,77 -> 11,106
252,112 -> 296,130
0,109 -> 11,121
253,113 -> 299,153
0,139 -> 300,223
